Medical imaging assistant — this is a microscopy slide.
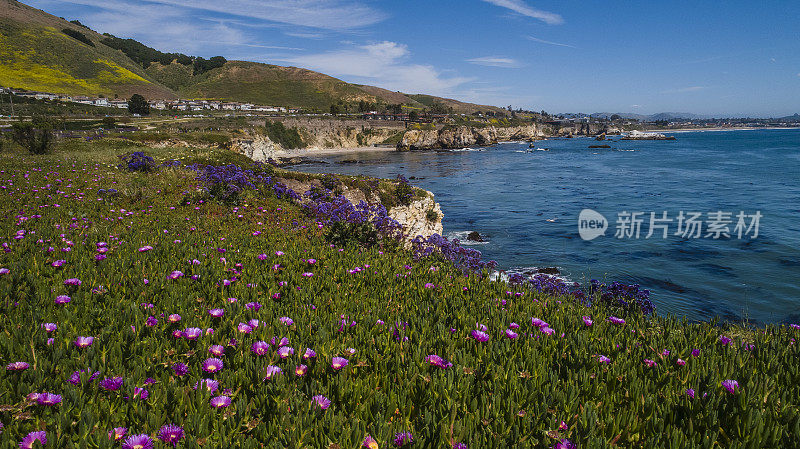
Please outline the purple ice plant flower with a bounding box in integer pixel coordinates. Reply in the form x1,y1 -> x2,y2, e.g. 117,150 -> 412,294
237,323 -> 253,334
19,431 -> 47,448
122,434 -> 153,449
145,316 -> 158,327
644,359 -> 658,368
582,316 -> 593,326
208,308 -> 224,318
394,432 -> 413,447
172,362 -> 189,377
264,365 -> 283,380
277,346 -> 294,359
209,345 -> 225,356
133,388 -> 149,400
541,327 -> 555,336
331,357 -> 349,370
251,341 -> 270,356
138,246 -> 153,252
210,395 -> 232,408
52,260 -> 66,267
303,348 -> 317,359
363,435 -> 379,449
686,388 -> 696,399
158,424 -> 185,447
691,349 -> 701,357
505,329 -> 519,339
55,295 -> 71,304
531,318 -> 549,328
99,376 -> 123,391
168,314 -> 181,323
719,335 -> 732,346
168,270 -> 184,280
36,393 -> 62,406
597,355 -> 612,364
74,336 -> 94,348
607,316 -> 626,325
553,439 -> 576,449
471,330 -> 490,342
203,358 -> 223,373
195,378 -> 220,393
295,365 -> 308,376
183,327 -> 202,340
6,361 -> 30,371
64,278 -> 81,286
279,316 -> 294,326
312,394 -> 331,410
42,323 -> 57,332
722,379 -> 739,394
109,427 -> 127,441
425,354 -> 453,369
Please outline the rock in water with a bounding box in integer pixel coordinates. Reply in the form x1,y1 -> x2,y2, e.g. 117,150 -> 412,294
467,231 -> 483,242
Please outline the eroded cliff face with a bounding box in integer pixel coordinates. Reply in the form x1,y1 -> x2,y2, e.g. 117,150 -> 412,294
396,124 -> 545,151
389,194 -> 443,244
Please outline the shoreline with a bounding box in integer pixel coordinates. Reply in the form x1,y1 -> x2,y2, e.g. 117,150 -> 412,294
647,126 -> 800,133
273,145 -> 397,159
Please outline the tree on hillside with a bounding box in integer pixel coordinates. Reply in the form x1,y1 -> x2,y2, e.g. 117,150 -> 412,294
408,110 -> 419,121
128,94 -> 150,115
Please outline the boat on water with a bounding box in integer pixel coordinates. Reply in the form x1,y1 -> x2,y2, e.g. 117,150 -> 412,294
621,130 -> 676,140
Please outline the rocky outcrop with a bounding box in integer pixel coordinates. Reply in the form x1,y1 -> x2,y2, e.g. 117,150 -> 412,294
389,193 -> 443,245
396,124 -> 544,151
233,135 -> 280,162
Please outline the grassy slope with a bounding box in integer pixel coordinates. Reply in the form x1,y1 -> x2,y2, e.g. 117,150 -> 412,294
0,139 -> 798,448
0,0 -> 175,99
175,61 -> 378,109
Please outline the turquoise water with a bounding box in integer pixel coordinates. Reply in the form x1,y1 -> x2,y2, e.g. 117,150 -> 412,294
290,129 -> 800,324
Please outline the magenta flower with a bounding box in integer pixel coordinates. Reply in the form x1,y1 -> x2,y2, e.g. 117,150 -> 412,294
251,341 -> 270,356
133,387 -> 149,400
553,439 -> 576,449
19,431 -> 47,448
74,336 -> 94,348
607,316 -> 626,325
471,330 -> 490,342
210,395 -> 232,408
172,362 -> 189,377
139,245 -> 153,252
303,348 -> 317,359
531,318 -> 549,328
36,393 -> 62,406
277,346 -> 295,359
722,379 -> 739,394
52,260 -> 66,267
425,354 -> 453,368
363,435 -> 379,449
676,358 -> 686,366
331,357 -> 349,370
168,270 -> 184,279
686,388 -> 696,399
718,335 -> 732,345
99,376 -> 123,391
208,308 -> 224,318
64,278 -> 81,286
275,250 -> 284,256
280,316 -> 294,326
582,316 -> 593,326
158,424 -> 185,447
42,323 -> 57,332
195,378 -> 219,393
295,365 -> 308,376
505,329 -> 519,339
245,301 -> 262,311
55,295 -> 71,304
145,316 -> 158,327
209,345 -> 225,356
264,365 -> 283,380
6,361 -> 30,371
597,355 -> 611,364
393,432 -> 413,447
312,394 -> 331,410
202,358 -> 223,373
122,434 -> 153,449
541,327 -> 555,335
644,359 -> 657,368
109,427 -> 127,441
168,314 -> 181,323
691,349 -> 701,357
183,327 -> 202,340
237,322 -> 253,334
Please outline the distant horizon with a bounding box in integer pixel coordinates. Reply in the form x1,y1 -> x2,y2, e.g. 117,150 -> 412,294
19,0 -> 800,117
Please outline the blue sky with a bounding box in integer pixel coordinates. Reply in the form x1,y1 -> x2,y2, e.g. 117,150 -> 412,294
27,0 -> 800,117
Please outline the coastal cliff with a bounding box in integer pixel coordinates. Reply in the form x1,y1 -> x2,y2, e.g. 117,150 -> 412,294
396,124 -> 545,151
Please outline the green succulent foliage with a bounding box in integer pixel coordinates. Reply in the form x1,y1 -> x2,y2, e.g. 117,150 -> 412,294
0,148 -> 798,449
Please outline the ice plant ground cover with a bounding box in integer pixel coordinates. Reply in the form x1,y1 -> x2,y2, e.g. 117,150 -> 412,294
0,145 -> 799,449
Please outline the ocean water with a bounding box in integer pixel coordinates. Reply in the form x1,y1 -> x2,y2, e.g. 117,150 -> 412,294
290,129 -> 800,324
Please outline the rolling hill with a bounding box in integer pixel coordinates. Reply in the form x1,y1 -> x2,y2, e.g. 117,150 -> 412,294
0,0 -> 502,113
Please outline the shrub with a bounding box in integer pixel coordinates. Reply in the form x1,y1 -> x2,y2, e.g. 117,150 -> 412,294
392,175 -> 414,207
62,28 -> 94,46
118,152 -> 157,172
11,120 -> 54,154
265,120 -> 304,149
426,208 -> 439,222
128,94 -> 150,116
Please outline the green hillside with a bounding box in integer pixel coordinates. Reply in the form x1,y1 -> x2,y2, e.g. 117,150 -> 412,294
0,0 -> 175,98
1,0 -> 503,113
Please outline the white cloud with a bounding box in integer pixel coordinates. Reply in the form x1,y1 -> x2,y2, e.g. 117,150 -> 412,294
58,0 -> 386,30
661,86 -> 706,94
467,56 -> 524,68
286,42 -> 473,95
526,35 -> 575,48
482,0 -> 563,24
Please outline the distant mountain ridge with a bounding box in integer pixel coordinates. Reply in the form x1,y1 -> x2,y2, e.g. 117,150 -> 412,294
590,112 -> 708,121
0,0 -> 503,113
